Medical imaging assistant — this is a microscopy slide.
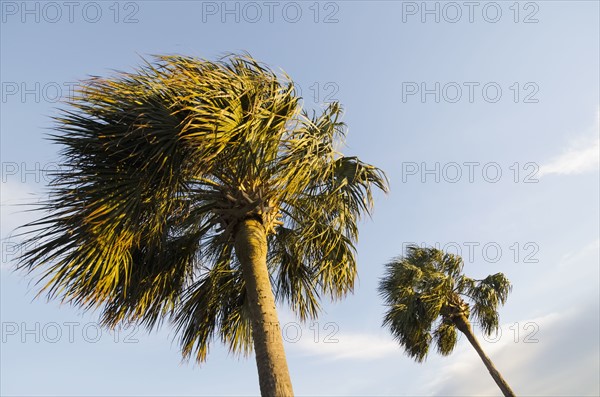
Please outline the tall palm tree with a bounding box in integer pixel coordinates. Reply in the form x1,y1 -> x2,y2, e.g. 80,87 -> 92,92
379,245 -> 515,397
16,54 -> 388,396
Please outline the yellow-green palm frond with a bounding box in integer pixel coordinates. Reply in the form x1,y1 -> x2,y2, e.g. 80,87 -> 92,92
15,53 -> 387,363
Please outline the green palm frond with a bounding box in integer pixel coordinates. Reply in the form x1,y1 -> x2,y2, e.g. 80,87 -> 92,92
379,245 -> 512,362
173,247 -> 252,362
268,226 -> 321,321
15,53 -> 387,362
433,321 -> 458,356
100,228 -> 202,329
467,273 -> 512,334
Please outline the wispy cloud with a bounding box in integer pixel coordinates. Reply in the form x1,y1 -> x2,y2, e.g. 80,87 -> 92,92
289,331 -> 398,361
1,181 -> 42,270
539,111 -> 600,176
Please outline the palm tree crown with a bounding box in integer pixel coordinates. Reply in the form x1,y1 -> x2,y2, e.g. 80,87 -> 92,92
16,54 -> 388,364
379,245 -> 512,362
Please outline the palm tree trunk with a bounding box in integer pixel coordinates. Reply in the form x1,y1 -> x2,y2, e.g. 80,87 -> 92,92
455,316 -> 516,397
234,217 -> 294,396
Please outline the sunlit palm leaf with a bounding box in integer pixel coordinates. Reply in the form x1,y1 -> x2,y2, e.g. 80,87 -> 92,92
16,53 -> 387,362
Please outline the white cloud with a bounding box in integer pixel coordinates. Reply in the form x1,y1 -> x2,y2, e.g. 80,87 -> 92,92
539,111 -> 600,176
539,137 -> 599,176
289,330 -> 398,361
557,238 -> 600,270
275,305 -> 400,361
523,238 -> 600,301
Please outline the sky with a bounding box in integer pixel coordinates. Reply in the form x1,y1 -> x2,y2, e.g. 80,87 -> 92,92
1,1 -> 599,396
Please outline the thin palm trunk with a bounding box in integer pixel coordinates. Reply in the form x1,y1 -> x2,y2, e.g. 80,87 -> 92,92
455,316 -> 516,397
234,218 -> 294,397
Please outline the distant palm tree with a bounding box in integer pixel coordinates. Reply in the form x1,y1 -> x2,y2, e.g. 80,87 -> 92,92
379,245 -> 515,397
16,54 -> 388,396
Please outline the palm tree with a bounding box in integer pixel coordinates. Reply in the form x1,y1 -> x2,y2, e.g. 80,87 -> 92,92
378,245 -> 515,397
16,54 -> 388,396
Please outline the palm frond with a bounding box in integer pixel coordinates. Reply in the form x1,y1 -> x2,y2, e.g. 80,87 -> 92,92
467,273 -> 512,334
268,227 -> 321,321
433,321 -> 458,356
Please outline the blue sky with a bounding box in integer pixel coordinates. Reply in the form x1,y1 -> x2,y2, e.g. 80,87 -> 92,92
1,1 -> 599,395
